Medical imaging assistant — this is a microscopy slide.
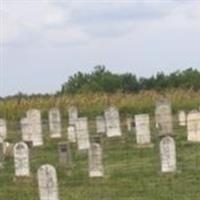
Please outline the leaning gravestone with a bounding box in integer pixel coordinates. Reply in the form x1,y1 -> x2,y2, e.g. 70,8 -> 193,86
187,110 -> 200,142
104,106 -> 122,137
58,142 -> 71,166
160,136 -> 176,173
178,110 -> 186,126
14,142 -> 30,177
155,99 -> 173,135
21,117 -> 32,142
67,126 -> 76,143
0,119 -> 7,142
68,106 -> 78,126
89,142 -> 104,177
96,116 -> 106,134
37,164 -> 59,200
75,117 -> 90,150
26,109 -> 43,146
49,108 -> 62,138
135,114 -> 151,145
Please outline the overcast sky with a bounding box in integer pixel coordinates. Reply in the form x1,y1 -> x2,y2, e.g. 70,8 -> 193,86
0,0 -> 200,97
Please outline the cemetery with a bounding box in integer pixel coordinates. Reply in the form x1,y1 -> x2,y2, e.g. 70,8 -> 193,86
0,100 -> 200,200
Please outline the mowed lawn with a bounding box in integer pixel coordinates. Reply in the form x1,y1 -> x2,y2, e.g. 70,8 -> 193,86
1,118 -> 200,200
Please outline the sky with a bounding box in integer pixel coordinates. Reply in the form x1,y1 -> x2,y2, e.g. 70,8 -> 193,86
0,0 -> 200,97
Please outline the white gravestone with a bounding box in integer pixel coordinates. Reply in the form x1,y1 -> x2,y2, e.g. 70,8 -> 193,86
96,116 -> 106,134
67,126 -> 76,143
27,109 -> 43,146
49,108 -> 62,138
75,117 -> 90,150
104,106 -> 122,137
89,142 -> 104,177
126,117 -> 133,132
160,136 -> 176,173
21,117 -> 32,142
135,114 -> 151,145
14,142 -> 30,176
187,110 -> 200,142
178,110 -> 186,126
68,106 -> 78,126
0,119 -> 7,142
155,100 -> 173,135
37,164 -> 59,200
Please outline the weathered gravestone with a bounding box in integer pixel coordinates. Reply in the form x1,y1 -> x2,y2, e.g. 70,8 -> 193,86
49,108 -> 62,138
0,143 -> 3,169
3,142 -> 14,157
58,142 -> 71,166
75,117 -> 90,150
155,100 -> 173,135
0,119 -> 7,142
187,110 -> 200,142
67,126 -> 76,143
26,109 -> 43,146
89,142 -> 104,177
68,106 -> 78,126
160,136 -> 176,173
14,142 -> 30,177
96,116 -> 106,134
21,117 -> 32,142
178,110 -> 186,126
37,164 -> 59,200
135,114 -> 151,145
104,106 -> 122,137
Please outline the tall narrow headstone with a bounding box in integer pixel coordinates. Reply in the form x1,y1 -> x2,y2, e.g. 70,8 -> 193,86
104,106 -> 122,137
135,114 -> 151,145
27,109 -> 43,146
68,106 -> 78,126
155,100 -> 173,135
14,142 -> 30,176
37,164 -> 59,200
178,110 -> 186,126
49,108 -> 62,138
160,136 -> 176,173
96,116 -> 106,134
126,117 -> 133,132
187,110 -> 200,142
89,142 -> 104,177
67,126 -> 76,143
58,142 -> 71,166
0,143 -> 3,169
0,119 -> 7,142
75,117 -> 90,150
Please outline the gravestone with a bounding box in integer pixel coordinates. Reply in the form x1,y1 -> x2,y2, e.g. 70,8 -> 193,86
49,108 -> 62,138
96,116 -> 106,134
126,117 -> 133,132
26,109 -> 43,146
0,143 -> 3,169
14,142 -> 30,176
104,106 -> 122,137
58,142 -> 71,166
160,136 -> 176,173
89,142 -> 104,177
178,110 -> 186,126
21,117 -> 32,142
135,114 -> 151,145
187,110 -> 200,142
68,106 -> 78,126
75,117 -> 90,150
0,119 -> 7,142
3,142 -> 14,157
37,164 -> 59,200
155,100 -> 173,135
67,126 -> 76,143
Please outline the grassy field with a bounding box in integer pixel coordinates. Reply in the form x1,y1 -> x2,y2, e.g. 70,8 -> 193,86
0,90 -> 200,200
1,115 -> 200,200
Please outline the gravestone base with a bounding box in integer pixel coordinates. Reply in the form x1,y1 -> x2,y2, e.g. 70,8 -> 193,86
135,143 -> 154,149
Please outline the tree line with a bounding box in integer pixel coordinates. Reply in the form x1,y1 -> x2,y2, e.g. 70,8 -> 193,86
61,66 -> 200,94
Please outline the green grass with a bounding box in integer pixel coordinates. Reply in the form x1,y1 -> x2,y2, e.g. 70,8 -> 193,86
1,117 -> 200,200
